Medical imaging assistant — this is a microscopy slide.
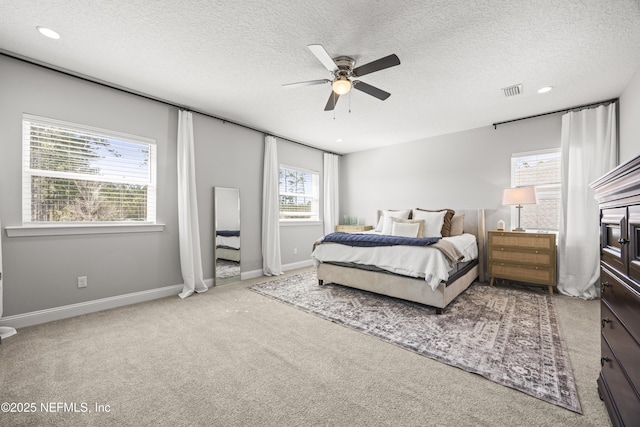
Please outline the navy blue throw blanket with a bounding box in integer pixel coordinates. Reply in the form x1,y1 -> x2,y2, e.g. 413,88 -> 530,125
322,232 -> 440,247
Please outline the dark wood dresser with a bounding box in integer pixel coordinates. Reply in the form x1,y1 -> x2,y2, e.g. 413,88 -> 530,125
592,155 -> 640,427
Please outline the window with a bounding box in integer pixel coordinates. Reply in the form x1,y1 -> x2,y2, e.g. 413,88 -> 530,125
279,165 -> 319,221
511,149 -> 561,231
22,114 -> 157,224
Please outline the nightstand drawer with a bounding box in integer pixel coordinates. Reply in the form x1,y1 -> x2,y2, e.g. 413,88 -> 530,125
489,232 -> 555,250
488,263 -> 555,286
489,247 -> 553,266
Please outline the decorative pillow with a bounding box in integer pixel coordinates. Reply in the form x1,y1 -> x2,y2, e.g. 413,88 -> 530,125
390,218 -> 425,238
414,208 -> 455,237
376,209 -> 411,234
411,209 -> 447,237
450,214 -> 465,236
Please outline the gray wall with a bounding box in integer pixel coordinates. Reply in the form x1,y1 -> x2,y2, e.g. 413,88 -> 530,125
0,55 -> 324,317
277,140 -> 325,265
341,59 -> 640,251
620,63 -> 640,163
3,52 -> 638,319
340,114 -> 563,231
0,56 -> 181,316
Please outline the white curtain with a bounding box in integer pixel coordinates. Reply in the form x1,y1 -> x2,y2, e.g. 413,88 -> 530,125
262,135 -> 283,276
0,219 -> 18,340
323,153 -> 340,235
558,103 -> 617,298
177,110 -> 208,299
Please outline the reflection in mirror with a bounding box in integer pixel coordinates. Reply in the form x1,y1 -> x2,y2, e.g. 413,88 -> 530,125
214,187 -> 241,285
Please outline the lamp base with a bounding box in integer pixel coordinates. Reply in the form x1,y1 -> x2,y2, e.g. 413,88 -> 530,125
514,205 -> 525,232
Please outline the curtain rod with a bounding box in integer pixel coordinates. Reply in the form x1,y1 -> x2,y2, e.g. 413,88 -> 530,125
492,97 -> 618,129
1,50 -> 341,156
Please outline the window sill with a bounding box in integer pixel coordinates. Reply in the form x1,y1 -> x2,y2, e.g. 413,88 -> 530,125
5,223 -> 165,237
279,221 -> 323,227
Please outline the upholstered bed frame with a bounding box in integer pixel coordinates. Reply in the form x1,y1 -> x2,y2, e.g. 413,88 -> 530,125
316,209 -> 486,314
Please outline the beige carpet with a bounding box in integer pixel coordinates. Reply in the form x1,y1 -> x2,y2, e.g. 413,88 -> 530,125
0,268 -> 611,426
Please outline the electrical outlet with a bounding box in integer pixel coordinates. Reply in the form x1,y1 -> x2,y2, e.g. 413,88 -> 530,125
293,248 -> 298,254
77,276 -> 88,288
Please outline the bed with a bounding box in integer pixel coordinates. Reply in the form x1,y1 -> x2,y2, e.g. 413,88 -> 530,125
312,208 -> 486,314
215,230 -> 241,262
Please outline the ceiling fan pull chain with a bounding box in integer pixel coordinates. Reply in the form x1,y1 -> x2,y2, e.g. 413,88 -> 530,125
349,91 -> 352,113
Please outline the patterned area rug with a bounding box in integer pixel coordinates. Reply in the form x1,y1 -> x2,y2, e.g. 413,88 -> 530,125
250,271 -> 582,413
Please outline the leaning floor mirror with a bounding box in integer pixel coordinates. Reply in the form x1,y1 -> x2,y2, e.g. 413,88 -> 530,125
213,187 -> 241,285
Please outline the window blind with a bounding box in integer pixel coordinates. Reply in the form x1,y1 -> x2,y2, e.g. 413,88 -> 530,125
511,149 -> 561,231
22,114 -> 157,224
278,166 -> 319,220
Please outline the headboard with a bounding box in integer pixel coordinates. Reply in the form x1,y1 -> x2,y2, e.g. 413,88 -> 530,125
375,208 -> 487,282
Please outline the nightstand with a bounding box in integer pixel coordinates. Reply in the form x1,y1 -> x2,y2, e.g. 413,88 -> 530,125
487,230 -> 557,294
335,225 -> 373,233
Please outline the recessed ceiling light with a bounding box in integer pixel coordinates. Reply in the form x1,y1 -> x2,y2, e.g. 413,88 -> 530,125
537,86 -> 553,94
336,138 -> 343,142
37,26 -> 60,40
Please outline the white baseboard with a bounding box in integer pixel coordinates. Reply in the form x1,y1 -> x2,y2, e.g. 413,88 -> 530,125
0,283 -> 183,330
283,259 -> 314,271
241,269 -> 263,281
240,259 -> 313,281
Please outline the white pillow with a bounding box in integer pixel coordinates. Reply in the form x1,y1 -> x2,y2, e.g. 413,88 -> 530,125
390,217 -> 425,237
391,221 -> 421,238
411,210 -> 446,237
376,209 -> 411,234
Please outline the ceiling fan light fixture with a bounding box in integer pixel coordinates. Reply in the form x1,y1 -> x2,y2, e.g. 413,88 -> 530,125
332,77 -> 352,95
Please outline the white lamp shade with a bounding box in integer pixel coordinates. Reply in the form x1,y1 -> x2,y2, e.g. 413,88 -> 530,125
502,187 -> 537,206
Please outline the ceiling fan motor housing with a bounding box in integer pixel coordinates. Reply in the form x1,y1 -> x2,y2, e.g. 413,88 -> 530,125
333,56 -> 355,79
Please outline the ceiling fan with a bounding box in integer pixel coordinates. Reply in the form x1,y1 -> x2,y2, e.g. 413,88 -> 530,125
283,44 -> 401,111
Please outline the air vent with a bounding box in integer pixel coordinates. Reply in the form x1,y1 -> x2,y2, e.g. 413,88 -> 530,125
502,84 -> 523,97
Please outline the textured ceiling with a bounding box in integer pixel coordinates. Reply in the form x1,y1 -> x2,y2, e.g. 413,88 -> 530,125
1,0 -> 640,154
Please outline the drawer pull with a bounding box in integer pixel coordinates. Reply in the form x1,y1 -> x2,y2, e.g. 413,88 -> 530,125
601,317 -> 612,328
618,237 -> 628,245
600,356 -> 611,367
601,281 -> 611,294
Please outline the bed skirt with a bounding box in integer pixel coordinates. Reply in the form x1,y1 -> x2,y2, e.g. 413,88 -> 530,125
317,262 -> 478,313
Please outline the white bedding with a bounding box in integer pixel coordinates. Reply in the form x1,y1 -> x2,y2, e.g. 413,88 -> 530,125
216,235 -> 240,249
311,233 -> 478,291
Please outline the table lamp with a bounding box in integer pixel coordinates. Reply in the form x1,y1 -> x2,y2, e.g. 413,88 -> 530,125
502,186 -> 537,231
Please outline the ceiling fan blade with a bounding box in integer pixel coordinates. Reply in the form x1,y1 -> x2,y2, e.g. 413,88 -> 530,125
353,81 -> 391,100
324,92 -> 340,111
352,54 -> 401,77
282,79 -> 330,89
307,44 -> 338,72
